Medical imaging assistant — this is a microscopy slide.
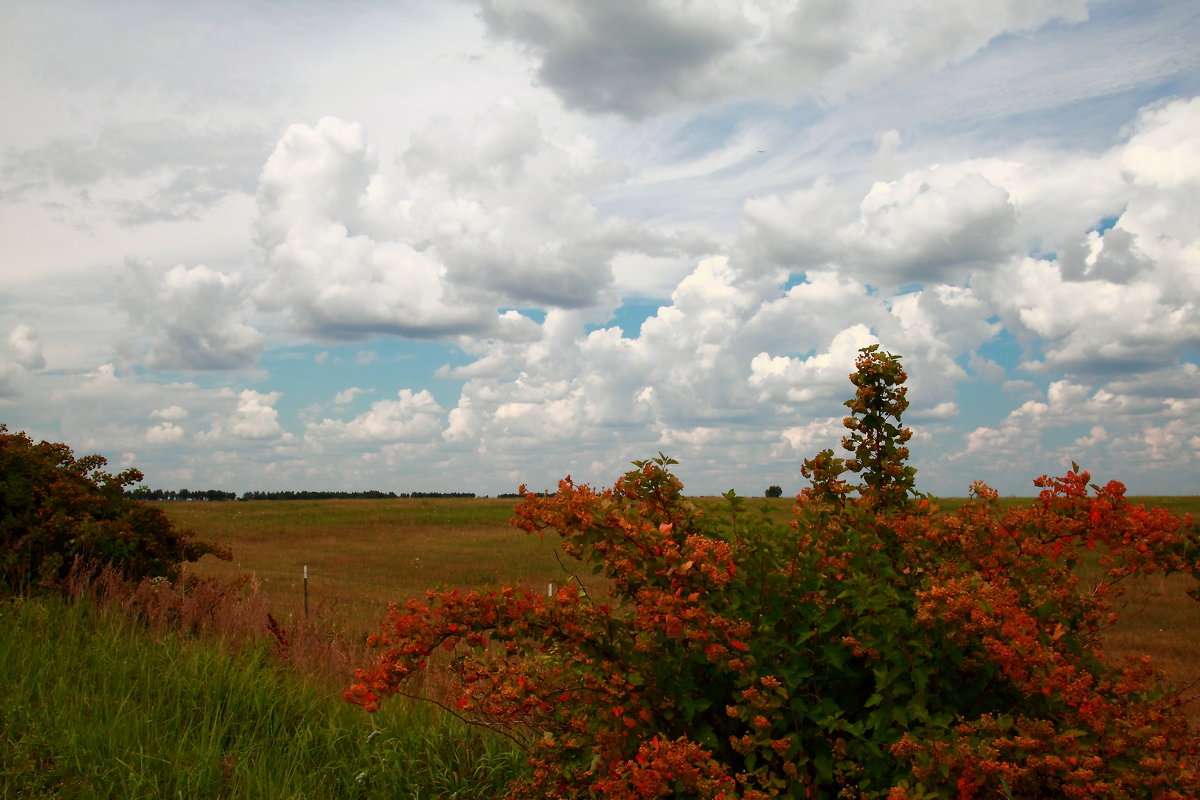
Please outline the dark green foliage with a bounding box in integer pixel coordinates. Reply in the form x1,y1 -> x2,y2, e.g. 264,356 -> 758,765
0,425 -> 229,592
128,487 -> 239,501
764,485 -> 784,498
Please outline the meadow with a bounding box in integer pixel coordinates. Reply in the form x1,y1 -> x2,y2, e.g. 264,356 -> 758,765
4,493 -> 1195,797
168,494 -> 1200,719
169,497 -> 581,633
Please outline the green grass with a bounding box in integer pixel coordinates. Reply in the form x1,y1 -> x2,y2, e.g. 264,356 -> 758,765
0,594 -> 527,799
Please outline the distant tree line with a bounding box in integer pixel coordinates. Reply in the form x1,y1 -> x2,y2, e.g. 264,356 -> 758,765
127,487 -> 239,502
127,488 -> 480,501
239,490 -> 477,500
237,490 -> 398,501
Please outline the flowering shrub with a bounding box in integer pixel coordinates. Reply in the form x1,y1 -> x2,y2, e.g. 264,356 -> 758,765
0,425 -> 230,592
348,348 -> 1200,798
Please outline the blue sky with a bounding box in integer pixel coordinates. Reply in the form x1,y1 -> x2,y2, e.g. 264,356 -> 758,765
2,0 -> 1199,497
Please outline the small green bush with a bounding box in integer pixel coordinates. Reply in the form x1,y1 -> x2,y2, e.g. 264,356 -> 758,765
0,425 -> 229,592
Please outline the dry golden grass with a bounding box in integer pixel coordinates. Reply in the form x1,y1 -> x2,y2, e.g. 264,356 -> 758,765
169,498 -> 598,635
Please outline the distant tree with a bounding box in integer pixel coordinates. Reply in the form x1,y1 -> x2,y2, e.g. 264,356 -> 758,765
0,425 -> 230,592
764,485 -> 784,498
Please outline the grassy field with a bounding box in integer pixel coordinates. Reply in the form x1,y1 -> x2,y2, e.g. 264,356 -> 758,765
168,494 -> 1200,718
171,498 -> 582,635
4,494 -> 1195,796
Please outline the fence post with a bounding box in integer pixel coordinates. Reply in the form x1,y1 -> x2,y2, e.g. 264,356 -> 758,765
304,565 -> 309,618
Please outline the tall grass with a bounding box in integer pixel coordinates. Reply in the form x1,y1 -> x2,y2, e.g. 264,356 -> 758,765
0,591 -> 527,799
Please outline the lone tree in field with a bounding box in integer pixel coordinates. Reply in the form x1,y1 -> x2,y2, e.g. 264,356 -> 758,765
0,425 -> 230,593
349,348 -> 1200,799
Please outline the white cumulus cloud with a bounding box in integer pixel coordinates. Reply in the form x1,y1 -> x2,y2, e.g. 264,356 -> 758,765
0,324 -> 47,397
306,389 -> 444,447
119,259 -> 264,370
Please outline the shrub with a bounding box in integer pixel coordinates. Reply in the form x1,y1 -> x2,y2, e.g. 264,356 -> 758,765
0,425 -> 229,592
765,485 -> 784,498
348,348 -> 1200,798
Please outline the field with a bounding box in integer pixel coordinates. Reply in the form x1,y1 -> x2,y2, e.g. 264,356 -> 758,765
4,493 -> 1196,796
166,494 -> 1200,718
170,497 -> 580,635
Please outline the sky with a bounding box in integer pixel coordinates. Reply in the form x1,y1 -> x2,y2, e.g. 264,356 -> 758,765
2,0 -> 1199,498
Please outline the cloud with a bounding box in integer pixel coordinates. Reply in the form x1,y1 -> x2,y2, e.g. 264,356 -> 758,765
1105,363 -> 1200,400
0,324 -> 47,397
967,353 -> 1007,384
431,242 -> 1001,491
477,0 -> 750,117
39,363 -> 266,456
475,0 -> 1088,117
403,103 -> 715,308
434,256 -> 792,481
773,417 -> 845,458
1114,418 -> 1200,466
731,95 -> 1200,383
23,364 -> 306,488
118,258 -> 264,370
253,117 -> 484,339
401,105 -> 622,309
987,100 -> 1200,376
949,375 -> 1198,484
4,3 -> 1198,500
306,389 -> 444,447
986,256 -> 1198,375
750,324 -> 878,404
150,405 -> 188,421
146,421 -> 185,444
1,122 -> 268,224
5,324 -> 47,371
201,390 -> 290,442
1114,96 -> 1200,292
739,166 -> 1017,287
332,387 -> 368,406
252,112 -> 710,340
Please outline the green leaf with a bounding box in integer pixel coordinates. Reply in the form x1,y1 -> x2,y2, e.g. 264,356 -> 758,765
813,753 -> 834,783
